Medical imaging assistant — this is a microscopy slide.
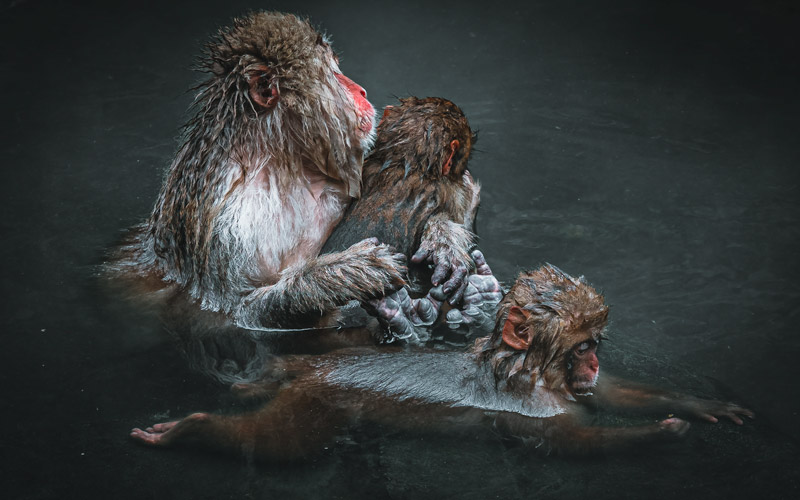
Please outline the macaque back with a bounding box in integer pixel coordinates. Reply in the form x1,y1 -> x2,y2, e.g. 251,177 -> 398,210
321,97 -> 480,266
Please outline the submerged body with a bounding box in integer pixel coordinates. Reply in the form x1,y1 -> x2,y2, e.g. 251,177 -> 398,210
131,265 -> 752,460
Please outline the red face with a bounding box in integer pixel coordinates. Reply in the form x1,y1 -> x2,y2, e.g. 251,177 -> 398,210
335,73 -> 375,135
569,340 -> 600,393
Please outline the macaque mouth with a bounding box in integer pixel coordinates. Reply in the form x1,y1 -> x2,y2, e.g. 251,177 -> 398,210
571,372 -> 600,393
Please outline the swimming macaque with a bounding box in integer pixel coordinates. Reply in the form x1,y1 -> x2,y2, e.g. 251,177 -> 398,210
106,12 -> 477,331
130,265 -> 752,459
321,97 -> 501,339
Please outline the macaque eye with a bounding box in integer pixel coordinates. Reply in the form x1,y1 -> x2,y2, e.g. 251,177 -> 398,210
576,342 -> 591,354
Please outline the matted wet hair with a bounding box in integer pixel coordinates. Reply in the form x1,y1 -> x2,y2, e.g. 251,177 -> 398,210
472,264 -> 609,394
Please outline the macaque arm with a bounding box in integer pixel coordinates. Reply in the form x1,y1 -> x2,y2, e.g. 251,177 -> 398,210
592,375 -> 754,425
235,238 -> 406,329
495,412 -> 690,455
411,214 -> 475,302
130,388 -> 345,461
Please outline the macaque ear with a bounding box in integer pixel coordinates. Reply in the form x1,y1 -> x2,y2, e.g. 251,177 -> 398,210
502,306 -> 532,351
245,64 -> 279,109
381,105 -> 394,122
442,139 -> 459,176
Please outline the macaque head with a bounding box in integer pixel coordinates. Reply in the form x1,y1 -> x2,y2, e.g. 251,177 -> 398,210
475,265 -> 608,397
199,11 -> 376,196
373,97 -> 476,180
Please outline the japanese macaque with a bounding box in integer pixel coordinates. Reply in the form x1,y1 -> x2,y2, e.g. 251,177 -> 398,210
130,265 -> 753,460
320,97 -> 501,340
106,12 -> 476,331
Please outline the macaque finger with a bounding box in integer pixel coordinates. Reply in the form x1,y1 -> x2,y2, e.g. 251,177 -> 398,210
460,305 -> 484,325
413,294 -> 441,324
448,282 -> 468,306
369,295 -> 402,322
371,288 -> 438,339
151,421 -> 179,433
430,257 -> 452,286
444,266 -> 469,303
445,308 -> 465,328
466,274 -> 503,302
395,288 -> 424,325
740,407 -> 755,419
699,413 -> 719,424
411,246 -> 431,264
428,285 -> 449,303
460,282 -> 483,306
470,250 -> 494,276
723,406 -> 752,425
130,428 -> 159,445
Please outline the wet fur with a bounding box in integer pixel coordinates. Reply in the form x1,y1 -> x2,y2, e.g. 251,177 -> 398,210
473,265 -> 609,395
322,97 -> 480,288
106,12 -> 409,328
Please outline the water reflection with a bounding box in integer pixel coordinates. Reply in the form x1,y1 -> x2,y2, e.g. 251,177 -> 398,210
152,286 -> 485,385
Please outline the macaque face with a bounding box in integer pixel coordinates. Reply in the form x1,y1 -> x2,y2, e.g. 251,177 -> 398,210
335,72 -> 374,136
328,51 -> 374,140
568,338 -> 600,394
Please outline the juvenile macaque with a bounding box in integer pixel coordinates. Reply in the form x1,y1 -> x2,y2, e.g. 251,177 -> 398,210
130,264 -> 752,459
107,12 -> 477,331
320,97 -> 501,339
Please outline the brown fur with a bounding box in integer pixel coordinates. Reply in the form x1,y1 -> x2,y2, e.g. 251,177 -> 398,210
131,265 -> 752,459
107,12 -> 408,329
322,97 -> 480,287
473,264 -> 609,394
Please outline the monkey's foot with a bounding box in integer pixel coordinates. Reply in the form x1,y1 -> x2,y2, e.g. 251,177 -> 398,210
369,287 -> 444,343
446,250 -> 503,333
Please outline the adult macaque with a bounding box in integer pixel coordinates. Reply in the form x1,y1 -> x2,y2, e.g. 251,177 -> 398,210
107,12 -> 474,331
130,264 -> 752,459
320,97 -> 501,340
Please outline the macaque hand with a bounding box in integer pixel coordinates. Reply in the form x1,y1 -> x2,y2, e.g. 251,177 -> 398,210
678,397 -> 755,425
348,237 -> 408,292
411,236 -> 472,305
445,250 -> 503,332
369,286 -> 445,343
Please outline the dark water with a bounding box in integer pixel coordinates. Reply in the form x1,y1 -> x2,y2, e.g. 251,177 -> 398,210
2,0 -> 799,498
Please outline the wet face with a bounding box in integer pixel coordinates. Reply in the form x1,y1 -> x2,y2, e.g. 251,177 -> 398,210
568,338 -> 600,394
335,72 -> 374,136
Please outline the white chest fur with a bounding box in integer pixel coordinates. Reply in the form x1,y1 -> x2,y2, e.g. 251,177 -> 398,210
214,167 -> 349,286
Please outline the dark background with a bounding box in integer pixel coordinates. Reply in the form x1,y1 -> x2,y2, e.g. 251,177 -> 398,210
1,0 -> 798,499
